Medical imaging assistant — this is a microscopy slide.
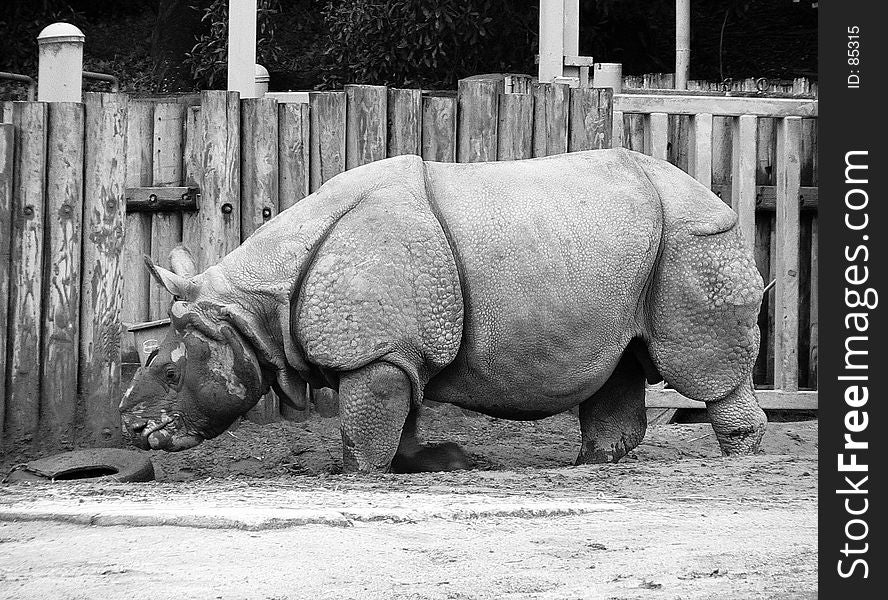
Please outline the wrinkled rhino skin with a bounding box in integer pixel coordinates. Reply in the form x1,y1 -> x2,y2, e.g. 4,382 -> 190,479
120,149 -> 766,472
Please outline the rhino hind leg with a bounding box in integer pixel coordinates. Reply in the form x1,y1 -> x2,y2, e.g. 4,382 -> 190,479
575,351 -> 647,464
391,406 -> 472,473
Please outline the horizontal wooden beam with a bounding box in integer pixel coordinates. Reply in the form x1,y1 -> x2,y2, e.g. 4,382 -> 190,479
645,388 -> 818,410
614,94 -> 817,117
711,184 -> 818,211
126,186 -> 199,213
563,55 -> 594,67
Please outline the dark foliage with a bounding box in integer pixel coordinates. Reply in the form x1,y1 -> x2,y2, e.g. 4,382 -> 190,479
0,0 -> 817,97
318,0 -> 536,89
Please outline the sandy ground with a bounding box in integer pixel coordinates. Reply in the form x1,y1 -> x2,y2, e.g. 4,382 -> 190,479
0,407 -> 818,599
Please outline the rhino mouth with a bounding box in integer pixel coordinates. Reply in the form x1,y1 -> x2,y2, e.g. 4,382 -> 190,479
131,414 -> 204,452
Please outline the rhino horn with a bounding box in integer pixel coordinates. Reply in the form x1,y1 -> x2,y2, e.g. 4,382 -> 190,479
145,255 -> 191,299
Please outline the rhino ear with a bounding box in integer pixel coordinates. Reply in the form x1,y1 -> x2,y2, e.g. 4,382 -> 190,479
145,255 -> 190,299
169,244 -> 197,277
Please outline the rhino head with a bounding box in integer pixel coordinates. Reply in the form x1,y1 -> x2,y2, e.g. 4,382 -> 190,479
119,248 -> 284,452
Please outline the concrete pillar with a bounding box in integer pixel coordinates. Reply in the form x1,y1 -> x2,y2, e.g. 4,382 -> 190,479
538,0 -> 564,83
675,0 -> 691,89
228,0 -> 257,98
593,63 -> 623,92
37,22 -> 84,102
254,64 -> 269,97
562,0 -> 580,79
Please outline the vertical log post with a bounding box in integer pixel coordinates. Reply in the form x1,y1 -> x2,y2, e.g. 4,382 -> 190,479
0,123 -> 14,446
121,100 -> 153,360
242,96 -> 280,424
241,97 -> 279,239
497,93 -> 534,160
420,94 -> 457,163
80,92 -> 128,447
5,102 -> 47,450
532,82 -> 569,157
150,102 -> 185,319
387,88 -> 422,157
345,85 -> 387,169
774,116 -> 801,391
457,77 -> 503,162
569,87 -> 613,151
40,102 -> 84,450
278,102 -> 310,211
309,92 -> 346,192
198,91 -> 240,269
182,105 -> 203,263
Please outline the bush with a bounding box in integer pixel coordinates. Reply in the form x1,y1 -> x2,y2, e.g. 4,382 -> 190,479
184,0 -> 283,90
320,0 -> 536,89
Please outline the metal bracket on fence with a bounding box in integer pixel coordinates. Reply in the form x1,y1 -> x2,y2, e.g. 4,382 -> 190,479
0,71 -> 37,100
126,186 -> 200,213
83,71 -> 120,93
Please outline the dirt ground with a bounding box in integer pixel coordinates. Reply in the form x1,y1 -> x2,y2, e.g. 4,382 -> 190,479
0,406 -> 818,599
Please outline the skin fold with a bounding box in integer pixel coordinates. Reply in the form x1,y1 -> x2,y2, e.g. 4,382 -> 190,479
121,149 -> 766,472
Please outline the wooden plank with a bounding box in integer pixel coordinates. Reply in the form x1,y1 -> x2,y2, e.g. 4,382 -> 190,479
79,92 -> 128,447
645,388 -> 817,410
808,216 -> 818,387
614,94 -> 817,117
623,113 -> 645,153
198,90 -> 240,268
421,94 -> 457,163
688,112 -> 712,187
710,116 -> 733,188
611,110 -> 624,149
278,102 -> 310,211
387,88 -> 421,157
345,85 -> 387,169
496,93 -> 533,161
731,115 -> 757,249
241,97 -> 281,425
752,217 -> 772,385
309,91 -> 346,192
5,101 -> 47,448
39,102 -> 84,450
645,112 -> 668,160
531,83 -> 569,157
1,101 -> 13,122
457,77 -> 503,162
0,122 -> 14,445
710,185 -> 818,210
149,102 -> 186,320
121,101 -> 153,361
182,105 -> 203,265
568,87 -> 613,151
668,114 -> 690,171
774,116 -> 802,392
241,97 -> 279,240
126,186 -> 199,212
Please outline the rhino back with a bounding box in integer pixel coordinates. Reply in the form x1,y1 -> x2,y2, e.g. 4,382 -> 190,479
423,149 -> 662,416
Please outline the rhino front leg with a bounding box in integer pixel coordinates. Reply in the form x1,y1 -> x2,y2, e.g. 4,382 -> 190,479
338,362 -> 412,473
705,375 -> 766,455
576,351 -> 648,464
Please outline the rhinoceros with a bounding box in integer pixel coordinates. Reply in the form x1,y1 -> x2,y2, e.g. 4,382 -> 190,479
120,149 -> 767,472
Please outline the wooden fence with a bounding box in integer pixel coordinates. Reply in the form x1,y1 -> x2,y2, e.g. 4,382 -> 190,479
0,75 -> 817,454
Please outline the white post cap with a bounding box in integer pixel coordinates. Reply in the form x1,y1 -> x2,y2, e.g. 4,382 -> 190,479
37,22 -> 85,45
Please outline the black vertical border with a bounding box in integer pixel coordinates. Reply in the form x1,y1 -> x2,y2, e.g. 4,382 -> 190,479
819,2 -> 886,596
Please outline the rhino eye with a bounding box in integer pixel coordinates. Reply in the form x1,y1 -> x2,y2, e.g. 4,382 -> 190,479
164,364 -> 180,385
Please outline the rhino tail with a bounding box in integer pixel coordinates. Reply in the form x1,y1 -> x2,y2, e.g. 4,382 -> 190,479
631,151 -> 764,402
